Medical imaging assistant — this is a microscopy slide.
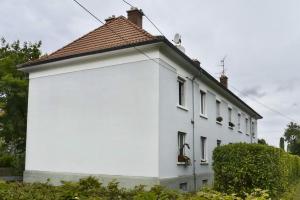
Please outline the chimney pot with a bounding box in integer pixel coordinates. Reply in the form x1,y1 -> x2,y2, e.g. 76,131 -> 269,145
192,59 -> 200,66
105,15 -> 116,23
220,75 -> 228,88
127,7 -> 144,28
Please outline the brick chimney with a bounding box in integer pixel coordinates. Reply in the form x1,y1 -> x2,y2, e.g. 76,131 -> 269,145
220,74 -> 228,88
127,7 -> 144,28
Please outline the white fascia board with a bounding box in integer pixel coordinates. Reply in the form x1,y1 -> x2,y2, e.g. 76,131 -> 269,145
21,43 -> 161,79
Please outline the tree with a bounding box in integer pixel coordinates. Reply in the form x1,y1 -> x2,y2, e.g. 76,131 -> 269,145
279,137 -> 284,150
0,38 -> 41,154
258,138 -> 267,145
284,122 -> 300,155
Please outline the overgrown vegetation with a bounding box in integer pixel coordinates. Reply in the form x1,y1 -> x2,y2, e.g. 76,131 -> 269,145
0,177 -> 270,200
0,38 -> 41,174
213,143 -> 300,198
284,122 -> 300,155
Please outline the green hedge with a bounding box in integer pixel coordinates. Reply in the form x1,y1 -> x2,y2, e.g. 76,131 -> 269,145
213,143 -> 300,197
0,154 -> 13,168
0,177 -> 270,200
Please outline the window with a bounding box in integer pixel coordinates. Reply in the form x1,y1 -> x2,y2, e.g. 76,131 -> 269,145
179,182 -> 188,191
200,136 -> 207,162
200,90 -> 206,115
251,121 -> 255,137
245,118 -> 249,134
228,107 -> 232,123
202,179 -> 208,186
216,100 -> 221,117
178,132 -> 186,155
238,113 -> 241,132
178,78 -> 185,106
217,140 -> 221,147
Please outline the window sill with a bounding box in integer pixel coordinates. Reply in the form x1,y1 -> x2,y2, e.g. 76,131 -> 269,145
200,114 -> 208,119
246,133 -> 250,136
200,161 -> 209,165
238,130 -> 243,134
228,126 -> 234,130
177,162 -> 188,166
177,105 -> 189,111
216,121 -> 222,126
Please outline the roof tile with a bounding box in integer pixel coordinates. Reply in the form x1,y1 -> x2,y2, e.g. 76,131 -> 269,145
26,16 -> 157,65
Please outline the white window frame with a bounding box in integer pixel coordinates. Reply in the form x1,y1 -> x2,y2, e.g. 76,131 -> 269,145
200,136 -> 207,163
245,118 -> 249,135
228,107 -> 232,123
178,132 -> 186,156
238,113 -> 242,133
251,121 -> 256,138
216,100 -> 221,117
200,90 -> 207,117
217,139 -> 221,147
177,77 -> 186,107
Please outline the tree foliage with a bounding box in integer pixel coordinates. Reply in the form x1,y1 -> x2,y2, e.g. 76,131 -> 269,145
280,137 -> 285,150
284,122 -> 300,155
0,38 -> 41,154
257,138 -> 267,145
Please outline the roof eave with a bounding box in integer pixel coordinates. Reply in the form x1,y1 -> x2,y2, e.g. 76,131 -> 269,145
18,38 -> 164,69
18,35 -> 262,119
159,37 -> 263,119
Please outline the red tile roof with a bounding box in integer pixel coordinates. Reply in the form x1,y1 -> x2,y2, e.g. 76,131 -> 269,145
22,16 -> 157,66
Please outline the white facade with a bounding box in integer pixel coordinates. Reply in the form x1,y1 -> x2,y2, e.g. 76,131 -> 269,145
22,44 -> 260,190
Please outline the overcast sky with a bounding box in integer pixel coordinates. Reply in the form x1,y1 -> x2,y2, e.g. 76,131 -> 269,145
1,0 -> 299,147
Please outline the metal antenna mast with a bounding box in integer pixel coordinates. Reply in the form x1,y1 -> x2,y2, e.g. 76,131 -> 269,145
220,55 -> 227,76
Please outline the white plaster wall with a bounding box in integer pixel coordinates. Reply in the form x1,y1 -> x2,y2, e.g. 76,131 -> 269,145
26,59 -> 160,177
158,52 -> 258,179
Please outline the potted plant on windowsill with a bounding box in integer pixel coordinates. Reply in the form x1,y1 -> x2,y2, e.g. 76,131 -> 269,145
178,154 -> 191,166
216,116 -> 223,123
178,143 -> 191,166
229,122 -> 235,128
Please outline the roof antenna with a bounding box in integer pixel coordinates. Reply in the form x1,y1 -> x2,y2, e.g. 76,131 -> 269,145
220,55 -> 227,76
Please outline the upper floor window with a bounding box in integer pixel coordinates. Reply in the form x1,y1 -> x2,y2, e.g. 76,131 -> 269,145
245,118 -> 249,135
200,90 -> 206,115
178,77 -> 185,106
216,100 -> 223,123
228,107 -> 232,122
238,113 -> 241,132
217,140 -> 221,147
251,121 -> 256,137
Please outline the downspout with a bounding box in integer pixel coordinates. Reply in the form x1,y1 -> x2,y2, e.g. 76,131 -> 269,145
191,76 -> 196,191
250,117 -> 253,143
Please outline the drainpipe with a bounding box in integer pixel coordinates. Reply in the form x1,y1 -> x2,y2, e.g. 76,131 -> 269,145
191,76 -> 196,191
250,117 -> 253,144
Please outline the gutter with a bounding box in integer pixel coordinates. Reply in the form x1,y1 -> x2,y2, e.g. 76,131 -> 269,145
18,36 -> 262,119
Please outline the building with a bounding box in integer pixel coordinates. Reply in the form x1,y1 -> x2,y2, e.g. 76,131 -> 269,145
19,7 -> 262,191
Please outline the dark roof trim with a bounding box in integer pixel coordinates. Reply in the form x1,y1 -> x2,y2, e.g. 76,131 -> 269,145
158,36 -> 262,119
18,36 -> 262,119
18,38 -> 164,69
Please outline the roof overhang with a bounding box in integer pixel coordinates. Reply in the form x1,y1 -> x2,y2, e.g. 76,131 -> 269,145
18,36 -> 262,119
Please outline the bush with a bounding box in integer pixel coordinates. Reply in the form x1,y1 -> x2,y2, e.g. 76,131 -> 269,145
0,177 -> 271,200
213,143 -> 300,197
0,154 -> 13,167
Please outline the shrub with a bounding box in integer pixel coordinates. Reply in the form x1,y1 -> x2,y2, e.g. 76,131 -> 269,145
0,154 -> 13,167
0,177 -> 271,200
213,143 -> 300,197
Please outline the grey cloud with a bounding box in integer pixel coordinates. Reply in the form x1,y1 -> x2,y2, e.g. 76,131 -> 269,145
2,0 -> 300,147
241,86 -> 266,98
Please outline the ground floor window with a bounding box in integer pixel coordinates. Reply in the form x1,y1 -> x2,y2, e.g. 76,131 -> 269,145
201,136 -> 207,162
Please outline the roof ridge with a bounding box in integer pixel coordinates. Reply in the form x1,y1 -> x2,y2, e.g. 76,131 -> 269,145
47,16 -> 154,59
